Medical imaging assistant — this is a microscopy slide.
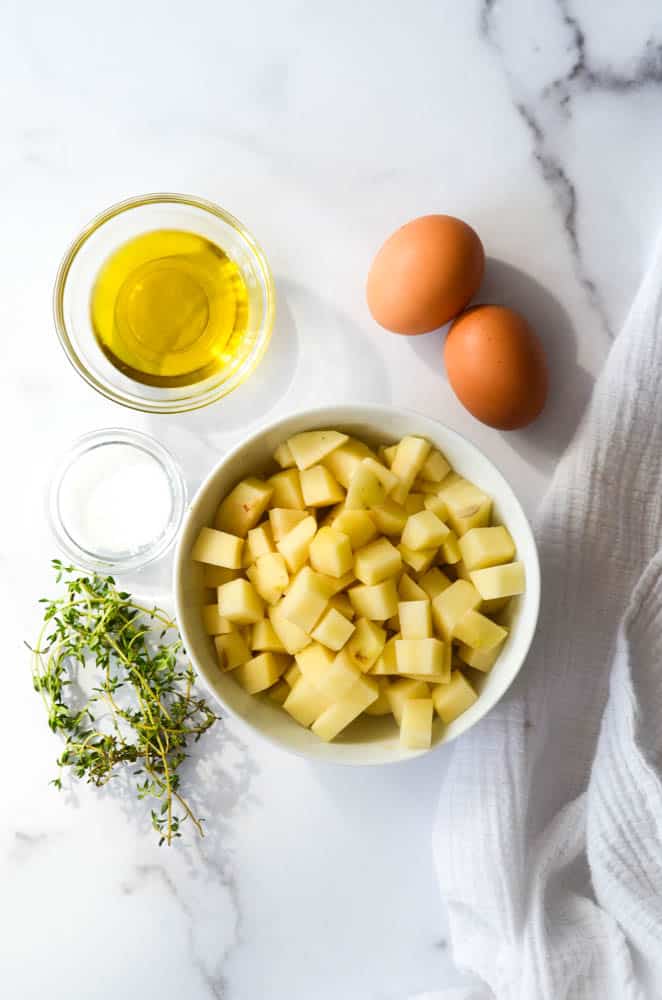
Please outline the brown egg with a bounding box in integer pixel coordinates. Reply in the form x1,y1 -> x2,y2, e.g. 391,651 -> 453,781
367,215 -> 484,335
444,305 -> 548,430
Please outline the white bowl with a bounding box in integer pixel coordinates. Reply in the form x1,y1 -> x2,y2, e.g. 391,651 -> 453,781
174,404 -> 540,764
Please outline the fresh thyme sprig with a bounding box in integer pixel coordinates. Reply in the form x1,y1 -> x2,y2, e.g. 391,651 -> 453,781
30,560 -> 218,846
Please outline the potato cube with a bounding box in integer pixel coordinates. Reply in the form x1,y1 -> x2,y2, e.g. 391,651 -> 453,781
295,641 -> 335,683
267,679 -> 290,705
345,462 -> 387,510
401,510 -> 450,551
456,640 -> 503,672
398,573 -> 428,602
268,507 -> 307,542
247,552 -> 289,604
387,678 -> 430,724
348,579 -> 398,620
316,570 -> 356,595
202,565 -> 240,588
309,527 -> 353,578
311,675 -> 379,741
266,469 -> 305,510
202,604 -> 234,636
332,509 -> 378,549
439,531 -> 461,565
399,544 -> 437,573
405,493 -> 426,514
421,449 -> 451,482
276,515 -> 317,573
360,457 -> 399,494
235,653 -> 289,694
470,561 -> 525,600
268,602 -> 311,655
217,579 -> 265,624
431,580 -> 481,641
371,499 -> 408,536
214,631 -> 251,671
347,618 -> 386,672
381,444 -> 398,467
454,609 -> 508,651
418,567 -> 452,600
364,677 -> 392,715
400,699 -> 434,749
432,670 -> 478,724
424,494 -> 449,520
215,478 -> 273,537
287,429 -> 349,470
391,436 -> 432,503
246,523 -> 275,562
284,663 -> 302,687
311,608 -> 356,651
481,596 -> 511,615
458,526 -> 516,571
354,537 -> 402,585
395,637 -> 449,680
414,478 -> 445,495
398,601 -> 432,639
273,441 -> 296,469
322,438 -> 374,488
371,634 -> 399,674
191,526 -> 244,569
439,478 -> 492,536
279,566 -> 329,632
252,619 -> 286,653
328,592 -> 355,619
283,677 -> 332,727
300,465 -> 345,507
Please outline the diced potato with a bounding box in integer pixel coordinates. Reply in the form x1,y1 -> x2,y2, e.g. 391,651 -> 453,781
395,637 -> 449,680
345,462 -> 387,510
273,441 -> 296,469
414,478 -> 445,494
215,478 -> 273,537
284,663 -> 302,687
371,499 -> 408,537
432,670 -> 478,724
316,570 -> 355,595
279,566 -> 329,632
309,527 -> 353,578
387,678 -> 430,724
439,478 -> 492,536
418,567 -> 452,600
332,509 -> 378,549
361,457 -> 399,494
401,510 -> 450,551
354,537 -> 402,585
268,508 -> 307,542
287,430 -> 349,470
381,443 -> 398,467
311,608 -> 356,651
268,679 -> 290,705
247,552 -> 289,604
202,565 -> 240,589
364,677 -> 392,715
399,544 -> 437,574
328,592 -> 355,619
311,675 -> 379,741
266,469 -> 305,510
405,493 -> 426,514
439,531 -> 461,565
322,438 -> 375,488
391,436 -> 432,504
421,449 -> 451,482
235,653 -> 289,694
454,610 -> 508,651
347,618 -> 386,672
398,573 -> 428,602
283,676 -> 331,726
268,602 -> 311,655
424,494 -> 449,520
294,641 -> 336,685
202,604 -> 235,636
371,634 -> 399,674
246,523 -> 275,562
348,579 -> 398,620
191,526 -> 244,569
398,601 -> 432,639
470,561 -> 525,600
214,631 -> 251,671
217,578 -> 265,624
300,465 -> 345,507
458,526 -> 516,571
480,596 -> 511,615
431,580 -> 481,641
400,698 -> 434,749
251,619 -> 286,652
456,640 -> 504,672
276,515 -> 317,573
313,647 -> 362,700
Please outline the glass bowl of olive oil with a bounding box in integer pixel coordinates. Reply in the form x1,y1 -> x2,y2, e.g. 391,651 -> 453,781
54,193 -> 275,413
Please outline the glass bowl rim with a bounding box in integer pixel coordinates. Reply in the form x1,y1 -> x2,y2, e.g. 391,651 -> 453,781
53,192 -> 276,414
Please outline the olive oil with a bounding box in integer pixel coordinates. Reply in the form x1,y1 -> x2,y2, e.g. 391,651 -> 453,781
90,230 -> 249,387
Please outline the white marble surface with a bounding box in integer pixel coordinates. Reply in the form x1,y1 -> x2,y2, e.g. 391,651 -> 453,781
2,1 -> 662,997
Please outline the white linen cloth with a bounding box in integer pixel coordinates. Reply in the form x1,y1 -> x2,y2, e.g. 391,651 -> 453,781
426,240 -> 662,1000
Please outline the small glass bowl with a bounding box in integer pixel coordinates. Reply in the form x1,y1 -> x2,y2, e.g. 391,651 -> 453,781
48,428 -> 187,573
53,193 -> 275,413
